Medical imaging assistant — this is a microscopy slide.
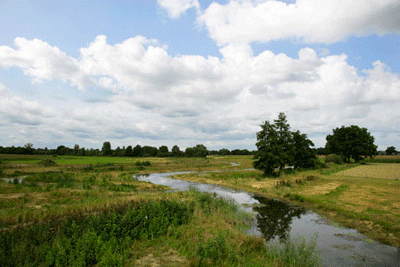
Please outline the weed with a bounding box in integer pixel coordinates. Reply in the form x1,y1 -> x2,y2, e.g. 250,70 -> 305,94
267,235 -> 321,267
0,199 -> 192,267
325,184 -> 349,197
197,232 -> 235,265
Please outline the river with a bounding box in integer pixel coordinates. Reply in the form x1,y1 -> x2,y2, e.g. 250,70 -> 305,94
135,171 -> 400,267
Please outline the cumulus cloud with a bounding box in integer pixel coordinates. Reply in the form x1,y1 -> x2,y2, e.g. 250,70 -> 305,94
0,35 -> 399,149
198,0 -> 400,45
157,0 -> 200,19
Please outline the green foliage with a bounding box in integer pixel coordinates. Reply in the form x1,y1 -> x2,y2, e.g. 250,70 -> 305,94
325,154 -> 344,164
325,185 -> 349,197
254,113 -> 317,176
325,125 -> 377,163
267,235 -> 321,267
190,190 -> 237,216
197,232 -> 235,265
0,200 -> 192,267
185,144 -> 209,158
385,146 -> 397,156
101,141 -> 112,156
83,175 -> 96,190
367,157 -> 400,163
135,160 -> 151,167
38,158 -> 57,166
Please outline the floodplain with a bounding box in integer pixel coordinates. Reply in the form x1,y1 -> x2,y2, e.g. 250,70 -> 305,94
0,154 -> 320,266
1,154 -> 399,266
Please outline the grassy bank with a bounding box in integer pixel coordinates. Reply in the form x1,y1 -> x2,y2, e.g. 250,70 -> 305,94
170,156 -> 400,247
0,154 -> 321,266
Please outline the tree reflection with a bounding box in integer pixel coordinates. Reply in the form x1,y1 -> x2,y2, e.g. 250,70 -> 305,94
252,195 -> 306,241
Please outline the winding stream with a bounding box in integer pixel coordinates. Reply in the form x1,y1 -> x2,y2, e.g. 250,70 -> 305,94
135,171 -> 400,267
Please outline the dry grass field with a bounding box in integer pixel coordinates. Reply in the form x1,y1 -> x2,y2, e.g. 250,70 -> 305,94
334,163 -> 400,179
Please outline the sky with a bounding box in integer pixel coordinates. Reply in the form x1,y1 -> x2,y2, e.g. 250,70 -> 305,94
0,0 -> 400,151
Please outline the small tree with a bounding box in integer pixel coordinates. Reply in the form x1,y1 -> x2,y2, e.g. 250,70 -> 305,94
102,141 -> 112,156
171,145 -> 182,157
325,125 -> 377,163
125,145 -> 133,157
386,146 -> 397,155
132,145 -> 142,157
157,146 -> 170,157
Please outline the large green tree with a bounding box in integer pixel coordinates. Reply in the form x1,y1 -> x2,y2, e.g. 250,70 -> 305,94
253,113 -> 316,176
325,125 -> 377,163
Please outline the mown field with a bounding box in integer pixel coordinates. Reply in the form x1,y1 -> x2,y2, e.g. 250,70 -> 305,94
0,154 -> 320,267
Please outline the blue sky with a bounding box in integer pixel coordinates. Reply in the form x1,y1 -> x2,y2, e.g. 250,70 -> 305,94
0,0 -> 399,151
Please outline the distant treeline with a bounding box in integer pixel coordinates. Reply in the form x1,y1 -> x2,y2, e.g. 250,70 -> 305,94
0,142 -> 256,157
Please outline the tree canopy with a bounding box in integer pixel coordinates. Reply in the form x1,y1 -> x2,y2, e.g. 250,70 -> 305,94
386,146 -> 397,155
325,125 -> 377,163
253,112 -> 317,176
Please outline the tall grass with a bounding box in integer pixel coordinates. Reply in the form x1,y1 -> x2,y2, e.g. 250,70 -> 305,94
266,235 -> 321,267
0,199 -> 192,267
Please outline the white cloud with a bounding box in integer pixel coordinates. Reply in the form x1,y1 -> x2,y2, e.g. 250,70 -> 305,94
157,0 -> 200,19
198,0 -> 400,46
0,36 -> 399,149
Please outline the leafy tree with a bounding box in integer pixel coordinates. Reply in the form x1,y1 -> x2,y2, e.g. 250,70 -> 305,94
185,147 -> 195,157
157,146 -> 170,157
102,141 -> 112,156
132,145 -> 142,157
254,112 -> 316,176
194,144 -> 208,157
125,145 -> 133,157
386,146 -> 397,155
292,130 -> 317,168
325,125 -> 377,163
254,119 -> 281,176
73,144 -> 80,155
56,145 -> 71,155
171,145 -> 182,157
24,143 -> 34,155
141,146 -> 158,157
218,148 -> 230,156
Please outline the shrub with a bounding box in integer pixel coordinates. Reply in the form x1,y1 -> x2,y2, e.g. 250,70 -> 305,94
324,154 -> 343,164
38,159 -> 57,167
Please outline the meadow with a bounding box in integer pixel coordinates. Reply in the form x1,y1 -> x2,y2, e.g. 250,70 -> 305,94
0,154 -> 320,266
170,155 -> 400,247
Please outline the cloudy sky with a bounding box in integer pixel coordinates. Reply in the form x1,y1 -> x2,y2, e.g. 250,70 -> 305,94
1,0 -> 399,151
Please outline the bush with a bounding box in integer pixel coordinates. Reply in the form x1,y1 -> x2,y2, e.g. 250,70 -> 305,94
324,154 -> 343,164
135,160 -> 151,167
38,159 -> 57,167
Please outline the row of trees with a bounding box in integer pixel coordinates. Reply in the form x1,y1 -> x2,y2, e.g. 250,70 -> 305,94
0,143 -> 253,158
253,112 -> 380,176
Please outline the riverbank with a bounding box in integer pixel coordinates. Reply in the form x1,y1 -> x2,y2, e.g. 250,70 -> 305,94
170,161 -> 400,248
0,154 -> 322,266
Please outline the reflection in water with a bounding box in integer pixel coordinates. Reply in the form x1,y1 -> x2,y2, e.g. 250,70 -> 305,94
252,195 -> 306,241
